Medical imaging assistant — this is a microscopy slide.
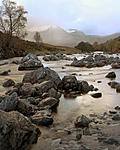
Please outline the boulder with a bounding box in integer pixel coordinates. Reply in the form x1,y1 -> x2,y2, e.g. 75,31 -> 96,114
81,81 -> 90,94
38,97 -> 59,110
91,93 -> 102,98
21,53 -> 39,63
35,80 -> 56,95
105,72 -> 116,78
18,59 -> 43,71
108,81 -> 120,88
74,115 -> 91,128
0,110 -> 40,150
16,99 -> 35,116
61,75 -> 78,91
112,63 -> 120,69
3,79 -> 15,87
22,67 -> 61,87
19,83 -> 36,97
31,110 -> 53,126
0,92 -> 18,111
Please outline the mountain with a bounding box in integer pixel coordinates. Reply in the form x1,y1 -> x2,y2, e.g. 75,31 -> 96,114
26,26 -> 120,47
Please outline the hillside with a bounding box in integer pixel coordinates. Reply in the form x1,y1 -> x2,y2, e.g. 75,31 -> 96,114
0,31 -> 80,59
26,26 -> 120,47
94,36 -> 120,53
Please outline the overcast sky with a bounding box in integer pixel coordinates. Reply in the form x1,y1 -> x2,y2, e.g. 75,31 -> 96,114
1,0 -> 120,35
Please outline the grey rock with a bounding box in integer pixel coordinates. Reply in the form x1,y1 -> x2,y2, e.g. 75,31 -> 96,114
91,93 -> 102,98
75,115 -> 91,128
0,92 -> 18,111
38,97 -> 59,110
105,72 -> 116,78
23,67 -> 61,87
0,110 -> 40,150
31,110 -> 53,126
3,79 -> 15,87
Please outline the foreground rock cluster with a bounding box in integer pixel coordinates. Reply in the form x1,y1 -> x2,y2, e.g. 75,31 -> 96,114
71,54 -> 120,68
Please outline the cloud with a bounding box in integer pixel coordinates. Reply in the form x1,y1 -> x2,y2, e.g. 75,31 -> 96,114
1,0 -> 120,35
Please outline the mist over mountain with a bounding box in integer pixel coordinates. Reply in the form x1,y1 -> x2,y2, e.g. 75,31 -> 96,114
26,26 -> 120,47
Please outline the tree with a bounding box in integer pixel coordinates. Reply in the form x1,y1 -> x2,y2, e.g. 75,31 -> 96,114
75,41 -> 95,52
0,0 -> 28,38
34,32 -> 42,45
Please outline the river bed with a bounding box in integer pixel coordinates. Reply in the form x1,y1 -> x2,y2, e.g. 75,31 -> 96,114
0,54 -> 120,150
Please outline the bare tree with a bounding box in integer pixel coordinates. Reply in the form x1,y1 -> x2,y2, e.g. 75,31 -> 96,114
0,0 -> 28,38
34,32 -> 42,45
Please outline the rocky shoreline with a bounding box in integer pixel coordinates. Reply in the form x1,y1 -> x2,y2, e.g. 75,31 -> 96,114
0,53 -> 120,150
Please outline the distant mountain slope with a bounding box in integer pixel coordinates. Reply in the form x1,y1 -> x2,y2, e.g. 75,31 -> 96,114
26,26 -> 120,47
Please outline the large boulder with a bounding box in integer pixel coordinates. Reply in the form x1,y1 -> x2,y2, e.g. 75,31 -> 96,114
38,97 -> 59,110
31,110 -> 53,126
0,92 -> 18,111
74,115 -> 91,128
18,59 -> 43,71
22,67 -> 61,87
19,83 -> 36,97
61,75 -> 78,91
0,110 -> 40,150
105,72 -> 116,78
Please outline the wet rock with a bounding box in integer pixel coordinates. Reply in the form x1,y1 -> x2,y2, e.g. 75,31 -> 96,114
3,79 -> 15,87
116,84 -> 120,93
16,99 -> 35,116
61,75 -> 78,91
91,93 -> 102,98
115,106 -> 120,110
109,110 -> 117,114
43,54 -> 59,61
35,80 -> 56,96
0,110 -> 40,150
43,53 -> 72,61
81,81 -> 90,94
97,81 -> 102,83
38,97 -> 59,110
112,114 -> 120,121
18,59 -> 43,71
21,53 -> 39,63
105,72 -> 116,78
108,81 -> 119,88
76,133 -> 82,140
23,67 -> 61,87
31,110 -> 53,126
112,63 -> 120,69
0,92 -> 18,111
48,88 -> 61,99
27,97 -> 41,105
75,115 -> 91,128
0,70 -> 11,76
19,83 -> 36,97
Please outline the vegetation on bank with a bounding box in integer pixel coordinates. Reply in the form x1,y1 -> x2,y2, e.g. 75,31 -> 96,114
75,37 -> 120,53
